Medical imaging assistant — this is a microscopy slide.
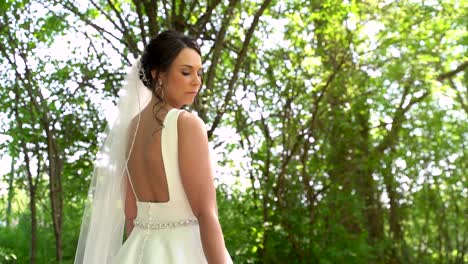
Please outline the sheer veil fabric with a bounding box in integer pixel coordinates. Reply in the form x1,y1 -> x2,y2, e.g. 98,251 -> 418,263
74,58 -> 151,263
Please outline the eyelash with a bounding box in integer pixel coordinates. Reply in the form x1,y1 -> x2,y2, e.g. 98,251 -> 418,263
182,71 -> 203,77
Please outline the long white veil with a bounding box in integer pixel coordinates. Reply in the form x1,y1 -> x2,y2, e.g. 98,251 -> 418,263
74,58 -> 151,263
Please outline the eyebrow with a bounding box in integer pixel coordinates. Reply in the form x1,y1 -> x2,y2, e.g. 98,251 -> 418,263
179,64 -> 204,70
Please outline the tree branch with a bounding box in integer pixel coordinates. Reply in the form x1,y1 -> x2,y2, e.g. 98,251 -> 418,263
133,0 -> 148,46
145,0 -> 159,36
190,0 -> 222,36
375,81 -> 430,154
208,0 -> 273,138
437,61 -> 468,81
161,0 -> 172,29
106,0 -> 139,55
203,0 -> 239,92
89,0 -> 123,34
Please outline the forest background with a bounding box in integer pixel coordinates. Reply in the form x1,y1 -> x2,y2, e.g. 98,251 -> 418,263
0,0 -> 466,263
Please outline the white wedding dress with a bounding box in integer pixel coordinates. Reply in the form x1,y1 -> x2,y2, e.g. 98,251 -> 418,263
110,108 -> 208,263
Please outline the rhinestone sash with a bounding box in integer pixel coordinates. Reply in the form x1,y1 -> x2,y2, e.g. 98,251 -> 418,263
134,218 -> 199,230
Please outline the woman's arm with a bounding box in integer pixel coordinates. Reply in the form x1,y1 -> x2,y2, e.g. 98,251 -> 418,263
124,175 -> 137,238
178,111 -> 231,264
124,119 -> 138,238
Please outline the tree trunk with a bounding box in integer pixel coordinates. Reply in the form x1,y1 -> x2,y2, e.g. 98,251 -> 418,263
382,158 -> 403,264
47,138 -> 63,262
6,157 -> 15,227
355,104 -> 384,249
27,171 -> 38,264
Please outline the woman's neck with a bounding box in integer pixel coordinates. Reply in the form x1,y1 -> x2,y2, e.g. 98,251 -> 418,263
146,94 -> 176,113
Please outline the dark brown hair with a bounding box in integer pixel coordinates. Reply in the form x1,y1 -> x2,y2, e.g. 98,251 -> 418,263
139,30 -> 202,134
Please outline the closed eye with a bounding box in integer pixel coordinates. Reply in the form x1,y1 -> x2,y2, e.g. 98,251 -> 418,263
182,71 -> 203,77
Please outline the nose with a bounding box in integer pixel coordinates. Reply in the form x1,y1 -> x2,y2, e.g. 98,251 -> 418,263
193,74 -> 202,86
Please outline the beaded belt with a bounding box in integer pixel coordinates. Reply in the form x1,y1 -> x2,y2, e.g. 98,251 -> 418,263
134,218 -> 198,230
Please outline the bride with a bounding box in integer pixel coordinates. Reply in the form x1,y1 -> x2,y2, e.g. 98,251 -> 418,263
74,30 -> 233,263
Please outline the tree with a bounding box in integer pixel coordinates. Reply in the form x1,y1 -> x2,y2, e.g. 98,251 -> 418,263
0,0 -> 465,263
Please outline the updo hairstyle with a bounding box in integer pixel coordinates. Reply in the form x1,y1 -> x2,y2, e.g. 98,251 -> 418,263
138,30 -> 202,134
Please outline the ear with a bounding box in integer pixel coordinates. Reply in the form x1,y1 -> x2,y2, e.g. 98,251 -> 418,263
150,69 -> 157,79
157,72 -> 168,83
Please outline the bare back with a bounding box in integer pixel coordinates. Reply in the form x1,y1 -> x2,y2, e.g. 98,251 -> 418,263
126,107 -> 174,203
123,106 -> 232,263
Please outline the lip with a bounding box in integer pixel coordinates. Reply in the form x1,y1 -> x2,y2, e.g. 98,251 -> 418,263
187,91 -> 198,94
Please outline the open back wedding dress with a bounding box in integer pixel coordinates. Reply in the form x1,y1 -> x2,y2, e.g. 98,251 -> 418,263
111,107 -> 207,263
74,61 -> 232,263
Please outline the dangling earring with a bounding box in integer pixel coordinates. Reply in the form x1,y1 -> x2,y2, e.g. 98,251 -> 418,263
158,80 -> 166,100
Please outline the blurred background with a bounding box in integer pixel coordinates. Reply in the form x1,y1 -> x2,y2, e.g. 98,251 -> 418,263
0,0 -> 466,263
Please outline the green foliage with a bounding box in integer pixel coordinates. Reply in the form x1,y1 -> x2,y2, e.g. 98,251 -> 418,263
0,0 -> 466,263
0,246 -> 18,264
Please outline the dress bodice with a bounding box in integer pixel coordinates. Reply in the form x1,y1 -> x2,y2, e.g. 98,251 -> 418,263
127,108 -> 197,222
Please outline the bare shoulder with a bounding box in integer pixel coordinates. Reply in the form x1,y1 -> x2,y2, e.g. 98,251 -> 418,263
177,110 -> 207,134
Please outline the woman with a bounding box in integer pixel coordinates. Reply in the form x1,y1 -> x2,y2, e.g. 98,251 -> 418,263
74,30 -> 233,263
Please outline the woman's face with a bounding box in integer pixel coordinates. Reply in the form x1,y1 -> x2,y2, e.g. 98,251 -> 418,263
156,47 -> 203,108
